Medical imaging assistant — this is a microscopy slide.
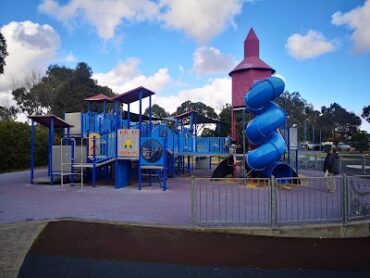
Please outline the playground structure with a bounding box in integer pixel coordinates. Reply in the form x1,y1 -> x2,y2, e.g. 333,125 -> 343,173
28,87 -> 231,190
27,28 -> 299,190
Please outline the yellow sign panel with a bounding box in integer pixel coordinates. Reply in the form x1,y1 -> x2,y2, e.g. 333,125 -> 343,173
118,129 -> 139,158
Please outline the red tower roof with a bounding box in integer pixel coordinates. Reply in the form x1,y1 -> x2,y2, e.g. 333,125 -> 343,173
229,28 -> 275,76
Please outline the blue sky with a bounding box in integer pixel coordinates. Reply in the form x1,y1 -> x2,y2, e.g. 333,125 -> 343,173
0,0 -> 369,131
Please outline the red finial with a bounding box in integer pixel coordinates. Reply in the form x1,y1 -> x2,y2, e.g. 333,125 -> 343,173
244,28 -> 259,58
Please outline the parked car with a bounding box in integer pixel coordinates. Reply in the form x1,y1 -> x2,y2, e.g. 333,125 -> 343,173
337,142 -> 351,152
306,143 -> 320,151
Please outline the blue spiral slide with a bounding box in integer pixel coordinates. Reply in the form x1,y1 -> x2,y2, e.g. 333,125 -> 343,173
245,77 -> 297,178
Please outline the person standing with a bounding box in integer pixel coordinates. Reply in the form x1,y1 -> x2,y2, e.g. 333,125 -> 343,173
323,147 -> 341,192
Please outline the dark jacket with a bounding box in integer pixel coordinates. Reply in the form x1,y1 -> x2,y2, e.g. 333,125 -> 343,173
323,152 -> 341,174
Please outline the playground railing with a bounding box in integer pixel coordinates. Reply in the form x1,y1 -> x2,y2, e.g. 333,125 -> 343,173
275,176 -> 344,226
194,137 -> 228,154
192,174 -> 370,227
191,177 -> 271,226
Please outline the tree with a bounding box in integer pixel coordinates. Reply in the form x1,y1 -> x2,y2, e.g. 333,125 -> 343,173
144,104 -> 169,119
0,30 -> 8,74
218,104 -> 231,137
0,106 -> 18,121
12,63 -> 114,117
276,91 -> 307,128
319,103 -> 362,143
362,105 -> 370,123
11,70 -> 46,115
201,127 -> 217,137
174,100 -> 218,120
351,130 -> 369,152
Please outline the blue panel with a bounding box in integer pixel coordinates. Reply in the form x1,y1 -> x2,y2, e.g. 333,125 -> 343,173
115,160 -> 129,188
140,137 -> 165,166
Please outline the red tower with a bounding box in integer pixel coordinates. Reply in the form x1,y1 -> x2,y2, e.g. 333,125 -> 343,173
229,28 -> 275,140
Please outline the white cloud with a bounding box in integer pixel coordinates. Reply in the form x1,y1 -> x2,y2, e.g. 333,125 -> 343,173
38,0 -> 160,40
93,58 -> 170,93
331,0 -> 370,53
153,78 -> 231,114
193,46 -> 235,75
64,52 -> 77,62
285,30 -> 335,60
160,0 -> 242,44
39,0 -> 243,43
0,21 -> 60,95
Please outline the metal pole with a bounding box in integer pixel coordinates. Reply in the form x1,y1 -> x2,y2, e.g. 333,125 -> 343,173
93,137 -> 96,187
50,117 -> 54,185
138,91 -> 142,190
191,175 -> 196,225
30,120 -> 35,184
242,109 -> 246,176
270,175 -> 277,228
149,95 -> 152,133
342,174 -> 348,224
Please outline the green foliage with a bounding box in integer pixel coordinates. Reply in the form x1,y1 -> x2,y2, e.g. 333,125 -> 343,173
319,103 -> 361,143
174,100 -> 218,120
351,131 -> 369,152
201,127 -> 217,137
276,91 -> 307,127
0,121 -> 52,172
0,30 -> 8,74
0,106 -> 18,121
144,104 -> 169,118
218,103 -> 231,137
362,105 -> 370,123
12,62 -> 114,117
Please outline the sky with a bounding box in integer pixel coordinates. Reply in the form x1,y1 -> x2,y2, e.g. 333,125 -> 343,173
0,0 -> 369,132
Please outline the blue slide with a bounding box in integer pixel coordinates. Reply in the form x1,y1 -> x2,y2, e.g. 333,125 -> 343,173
245,77 -> 297,179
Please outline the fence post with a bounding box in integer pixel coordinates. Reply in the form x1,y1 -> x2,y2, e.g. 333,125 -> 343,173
271,175 -> 277,228
342,174 -> 348,224
191,175 -> 196,226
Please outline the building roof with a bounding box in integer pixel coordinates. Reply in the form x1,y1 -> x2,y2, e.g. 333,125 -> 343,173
229,56 -> 275,76
113,86 -> 155,104
84,94 -> 113,102
28,114 -> 74,128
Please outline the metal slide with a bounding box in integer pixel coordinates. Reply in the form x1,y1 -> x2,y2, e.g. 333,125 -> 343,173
245,77 -> 297,178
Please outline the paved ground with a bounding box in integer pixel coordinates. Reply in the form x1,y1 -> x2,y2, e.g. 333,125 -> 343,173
0,168 -> 192,225
0,168 -> 369,277
0,221 -> 46,278
0,168 -> 326,226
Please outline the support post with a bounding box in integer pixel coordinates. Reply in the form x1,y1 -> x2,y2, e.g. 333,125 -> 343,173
50,117 -> 54,185
191,175 -> 196,226
92,137 -> 96,187
138,91 -> 142,190
30,120 -> 35,184
149,95 -> 152,133
270,176 -> 277,228
342,174 -> 348,224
